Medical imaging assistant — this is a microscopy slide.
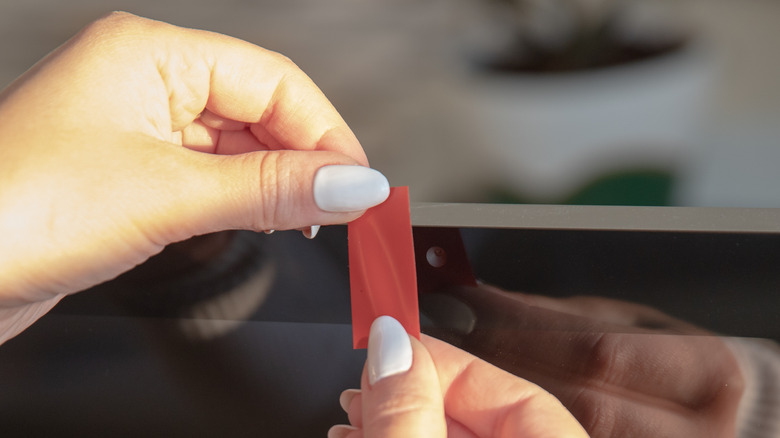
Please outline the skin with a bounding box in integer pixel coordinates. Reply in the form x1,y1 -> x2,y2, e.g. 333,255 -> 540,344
331,335 -> 590,438
0,12 -> 371,343
0,13 -> 589,437
423,286 -> 746,438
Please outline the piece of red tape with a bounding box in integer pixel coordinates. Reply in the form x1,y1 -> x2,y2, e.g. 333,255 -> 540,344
348,186 -> 420,349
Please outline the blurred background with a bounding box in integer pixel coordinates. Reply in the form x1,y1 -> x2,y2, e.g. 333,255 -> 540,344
2,2 -> 779,436
1,0 -> 778,207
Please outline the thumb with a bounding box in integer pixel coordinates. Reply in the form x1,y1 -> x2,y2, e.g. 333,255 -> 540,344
330,316 -> 447,438
149,147 -> 390,241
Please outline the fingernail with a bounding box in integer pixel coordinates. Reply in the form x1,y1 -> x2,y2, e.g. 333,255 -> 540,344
367,315 -> 412,386
264,229 -> 275,234
328,425 -> 358,438
314,165 -> 390,212
339,388 -> 360,413
303,225 -> 320,239
419,293 -> 477,335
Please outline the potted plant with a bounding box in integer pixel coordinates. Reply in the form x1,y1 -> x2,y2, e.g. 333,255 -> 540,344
455,0 -> 712,205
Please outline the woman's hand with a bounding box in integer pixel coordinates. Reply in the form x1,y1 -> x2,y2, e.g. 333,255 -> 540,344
0,12 -> 389,343
330,316 -> 589,437
421,286 -> 745,438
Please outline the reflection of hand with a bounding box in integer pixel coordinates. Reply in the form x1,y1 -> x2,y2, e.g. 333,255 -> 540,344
330,316 -> 588,437
0,12 -> 389,343
422,286 -> 745,438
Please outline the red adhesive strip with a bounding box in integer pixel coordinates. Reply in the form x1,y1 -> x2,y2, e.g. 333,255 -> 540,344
348,186 -> 420,349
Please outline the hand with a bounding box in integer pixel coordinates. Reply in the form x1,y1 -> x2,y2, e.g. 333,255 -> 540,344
421,286 -> 745,438
329,316 -> 588,437
0,12 -> 389,343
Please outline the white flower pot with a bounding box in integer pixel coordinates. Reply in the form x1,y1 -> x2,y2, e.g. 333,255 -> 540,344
459,43 -> 715,202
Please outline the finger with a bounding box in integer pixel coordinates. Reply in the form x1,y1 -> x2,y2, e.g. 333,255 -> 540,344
426,286 -> 743,427
179,118 -> 221,154
327,425 -> 362,438
64,13 -> 367,164
343,391 -> 478,438
217,129 -> 273,155
445,417 -> 480,438
198,109 -> 247,131
341,389 -> 363,427
536,377 -> 741,438
359,316 -> 447,438
133,139 -> 389,241
183,119 -> 289,154
504,289 -> 706,334
421,335 -> 588,438
166,17 -> 369,164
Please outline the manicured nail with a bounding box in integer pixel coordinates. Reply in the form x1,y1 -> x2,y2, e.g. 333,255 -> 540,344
314,165 -> 390,212
264,229 -> 275,234
303,225 -> 320,239
367,315 -> 412,386
339,389 -> 360,413
328,425 -> 358,438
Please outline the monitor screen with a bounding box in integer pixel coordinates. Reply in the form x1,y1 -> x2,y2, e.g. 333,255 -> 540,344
2,204 -> 778,435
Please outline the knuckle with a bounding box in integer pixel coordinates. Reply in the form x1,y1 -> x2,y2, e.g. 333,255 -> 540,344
268,51 -> 297,70
79,12 -> 174,55
580,333 -> 623,384
367,392 -> 439,429
75,12 -> 156,58
83,11 -> 145,39
159,57 -> 211,131
96,11 -> 140,25
255,152 -> 294,230
267,52 -> 309,88
694,338 -> 746,409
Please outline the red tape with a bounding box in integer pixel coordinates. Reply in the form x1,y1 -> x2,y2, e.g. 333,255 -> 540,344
348,186 -> 420,349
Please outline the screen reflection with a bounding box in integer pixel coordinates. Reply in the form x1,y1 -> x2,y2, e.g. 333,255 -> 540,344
0,225 -> 777,437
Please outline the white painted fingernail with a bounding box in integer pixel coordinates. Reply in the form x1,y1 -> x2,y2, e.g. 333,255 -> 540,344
303,225 -> 320,239
367,315 -> 412,385
314,165 -> 390,212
